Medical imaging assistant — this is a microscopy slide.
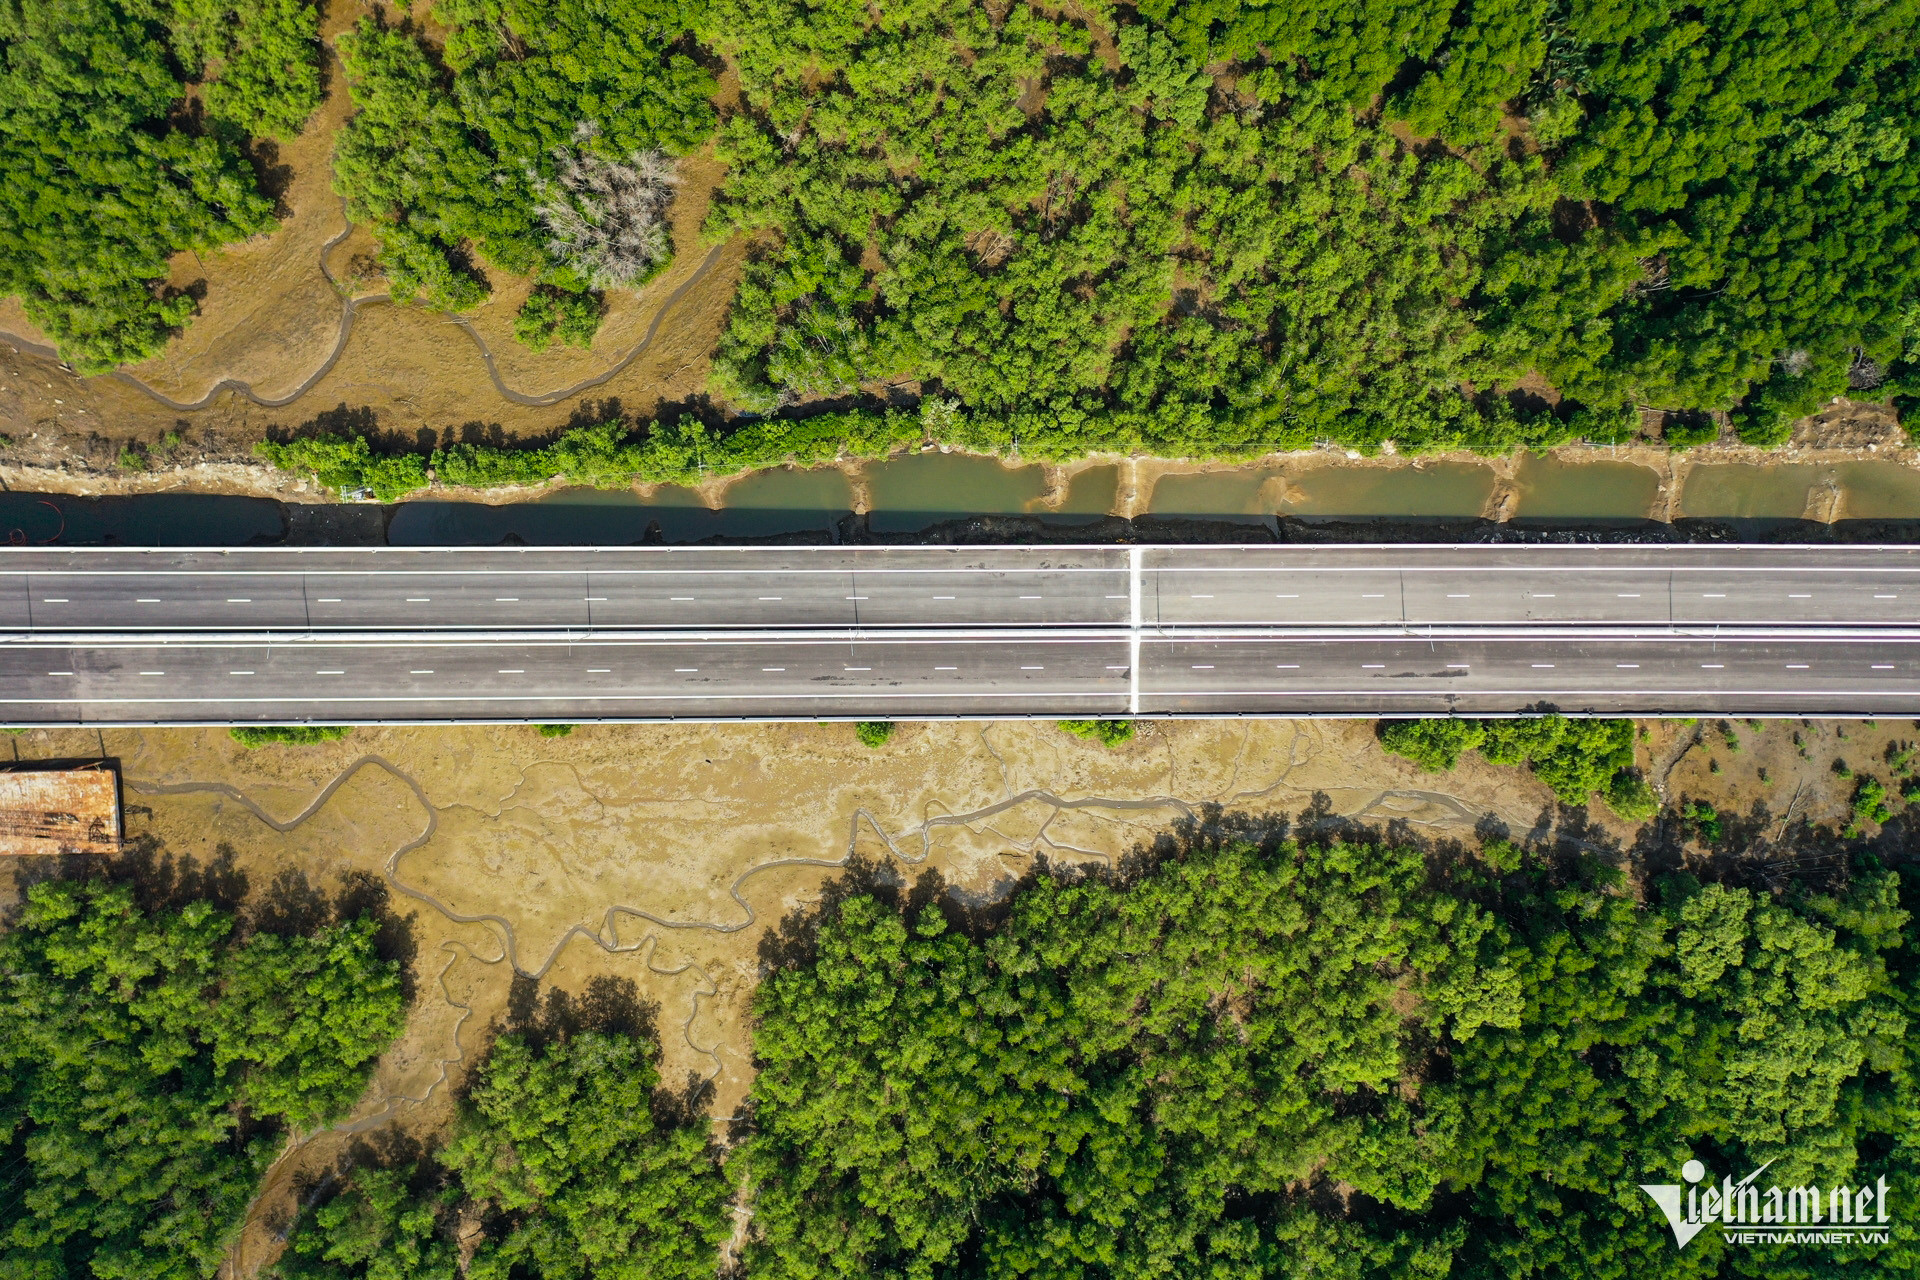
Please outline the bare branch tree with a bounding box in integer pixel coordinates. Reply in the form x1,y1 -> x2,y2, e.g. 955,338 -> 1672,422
535,127 -> 680,290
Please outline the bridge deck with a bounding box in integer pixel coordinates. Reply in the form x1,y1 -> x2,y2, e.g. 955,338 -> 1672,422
2,544 -> 1917,722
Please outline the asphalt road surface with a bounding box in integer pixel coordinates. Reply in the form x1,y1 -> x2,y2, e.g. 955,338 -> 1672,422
2,544 -> 1918,723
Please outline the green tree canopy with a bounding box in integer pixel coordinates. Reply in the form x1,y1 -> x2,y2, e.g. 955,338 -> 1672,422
274,1014 -> 731,1280
332,0 -> 715,311
699,0 -> 1920,456
737,833 -> 1919,1277
0,0 -> 319,371
739,834 -> 1514,1277
1426,856 -> 1916,1277
0,878 -> 406,1278
1382,714 -> 1649,816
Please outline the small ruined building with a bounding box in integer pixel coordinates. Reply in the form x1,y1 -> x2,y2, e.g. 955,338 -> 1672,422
0,762 -> 122,857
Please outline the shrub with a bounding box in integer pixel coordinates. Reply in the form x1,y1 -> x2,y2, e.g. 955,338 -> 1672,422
1380,718 -> 1486,771
537,723 -> 576,737
1603,772 -> 1659,822
255,436 -> 431,501
855,721 -> 895,748
1058,719 -> 1136,747
231,725 -> 353,747
514,287 -> 605,352
1682,799 -> 1724,843
1852,776 -> 1894,827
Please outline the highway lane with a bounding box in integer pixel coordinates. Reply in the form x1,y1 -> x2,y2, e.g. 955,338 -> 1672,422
0,631 -> 1134,720
1143,544 -> 1920,627
1144,630 -> 1920,716
5,544 -> 1920,632
0,547 -> 1129,632
4,543 -> 1920,722
3,627 -> 1920,722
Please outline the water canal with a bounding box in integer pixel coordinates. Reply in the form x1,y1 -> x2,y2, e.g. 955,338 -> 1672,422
7,449 -> 1920,544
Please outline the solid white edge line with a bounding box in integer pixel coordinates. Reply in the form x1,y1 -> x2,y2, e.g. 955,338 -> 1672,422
6,687 -> 1916,709
0,692 -> 1135,707
1128,546 -> 1142,716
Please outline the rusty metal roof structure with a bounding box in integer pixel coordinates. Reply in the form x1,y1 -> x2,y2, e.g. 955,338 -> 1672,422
0,762 -> 121,856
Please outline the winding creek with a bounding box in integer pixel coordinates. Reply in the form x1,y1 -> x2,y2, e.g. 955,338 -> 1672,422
7,447 -> 1920,544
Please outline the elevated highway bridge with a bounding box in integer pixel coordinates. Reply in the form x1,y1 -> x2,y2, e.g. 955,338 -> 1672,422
1,544 -> 1917,724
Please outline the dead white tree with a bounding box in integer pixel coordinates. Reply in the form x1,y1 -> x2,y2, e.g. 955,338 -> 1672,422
535,129 -> 680,290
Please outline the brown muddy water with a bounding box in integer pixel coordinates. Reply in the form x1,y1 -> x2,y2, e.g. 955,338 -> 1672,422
9,450 -> 1920,544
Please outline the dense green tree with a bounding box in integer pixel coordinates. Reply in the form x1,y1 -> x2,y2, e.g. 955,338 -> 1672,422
0,0 -> 319,372
739,834 -> 1514,1278
274,1022 -> 731,1280
1498,0 -> 1920,429
1383,713 -> 1647,814
1380,717 -> 1487,771
14,0 -> 1920,442
0,879 -> 405,1279
173,0 -> 324,139
271,1166 -> 458,1280
699,0 -> 1920,457
257,408 -> 930,494
254,434 -> 432,501
514,286 -> 604,351
702,0 -> 1577,455
446,1030 -> 730,1279
737,831 -> 1918,1278
332,0 -> 715,311
1426,857 -> 1914,1278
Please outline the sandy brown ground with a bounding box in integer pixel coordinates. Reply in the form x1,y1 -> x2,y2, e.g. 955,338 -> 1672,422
1,713 -> 1906,1272
1652,715 -> 1920,858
